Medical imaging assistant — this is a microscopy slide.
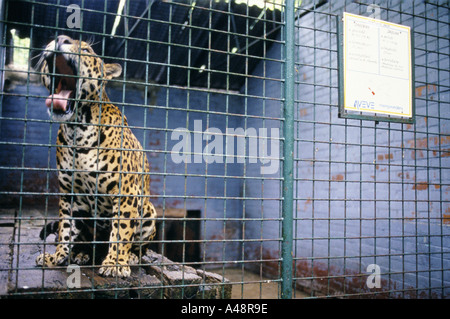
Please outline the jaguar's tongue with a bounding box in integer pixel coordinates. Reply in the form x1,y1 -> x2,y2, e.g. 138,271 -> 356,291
45,90 -> 72,112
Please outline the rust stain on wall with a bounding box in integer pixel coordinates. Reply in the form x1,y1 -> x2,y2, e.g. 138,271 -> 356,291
332,175 -> 344,181
297,198 -> 313,212
443,214 -> 450,225
405,212 -> 416,222
444,206 -> 450,225
299,108 -> 308,117
261,250 -> 281,278
377,153 -> 394,161
406,135 -> 450,159
441,149 -> 450,157
398,172 -> 412,180
413,182 -> 428,191
415,84 -> 437,97
407,137 -> 428,149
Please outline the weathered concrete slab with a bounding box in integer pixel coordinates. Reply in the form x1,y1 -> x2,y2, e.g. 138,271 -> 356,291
81,267 -> 163,299
140,251 -> 232,299
0,210 -> 230,299
195,269 -> 232,299
142,250 -> 202,299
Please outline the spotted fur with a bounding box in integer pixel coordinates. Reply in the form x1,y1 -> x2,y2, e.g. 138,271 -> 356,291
35,35 -> 156,278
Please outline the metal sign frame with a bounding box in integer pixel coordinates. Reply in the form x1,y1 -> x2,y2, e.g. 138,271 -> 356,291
337,12 -> 415,124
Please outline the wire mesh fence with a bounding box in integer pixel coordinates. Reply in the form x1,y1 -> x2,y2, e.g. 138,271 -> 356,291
0,0 -> 448,299
293,1 -> 449,298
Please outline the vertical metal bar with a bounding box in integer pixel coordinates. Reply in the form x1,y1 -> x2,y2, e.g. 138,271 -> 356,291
436,3 -> 444,299
240,0 -> 249,298
220,0 -> 231,300
260,1 -> 267,299
281,0 -> 295,299
0,0 -> 5,98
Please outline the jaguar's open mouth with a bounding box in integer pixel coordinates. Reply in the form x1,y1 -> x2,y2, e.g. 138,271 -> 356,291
45,54 -> 77,116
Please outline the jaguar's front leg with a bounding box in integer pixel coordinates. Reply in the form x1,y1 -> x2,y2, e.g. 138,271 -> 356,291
36,197 -> 81,267
99,196 -> 136,278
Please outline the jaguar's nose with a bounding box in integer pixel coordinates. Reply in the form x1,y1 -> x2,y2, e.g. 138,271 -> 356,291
56,35 -> 73,47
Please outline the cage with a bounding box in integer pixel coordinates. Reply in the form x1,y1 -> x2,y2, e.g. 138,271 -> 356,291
0,0 -> 449,299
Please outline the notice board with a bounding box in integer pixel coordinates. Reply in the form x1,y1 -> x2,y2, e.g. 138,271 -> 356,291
338,12 -> 415,123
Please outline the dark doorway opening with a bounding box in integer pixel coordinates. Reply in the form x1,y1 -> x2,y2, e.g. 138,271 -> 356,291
150,210 -> 201,267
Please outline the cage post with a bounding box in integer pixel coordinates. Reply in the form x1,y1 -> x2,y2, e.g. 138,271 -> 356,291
281,0 -> 295,299
0,0 -> 5,95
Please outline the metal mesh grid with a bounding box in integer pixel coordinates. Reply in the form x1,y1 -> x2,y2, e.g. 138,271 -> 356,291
0,0 -> 287,299
0,0 -> 448,299
294,1 -> 449,298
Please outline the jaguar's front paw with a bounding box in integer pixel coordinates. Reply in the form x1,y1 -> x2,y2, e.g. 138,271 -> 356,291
71,251 -> 91,265
98,261 -> 131,278
36,252 -> 67,267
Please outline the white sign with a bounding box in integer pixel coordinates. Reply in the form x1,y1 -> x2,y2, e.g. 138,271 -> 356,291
342,12 -> 413,119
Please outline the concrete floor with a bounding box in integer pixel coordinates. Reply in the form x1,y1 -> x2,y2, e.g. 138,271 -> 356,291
211,268 -> 309,299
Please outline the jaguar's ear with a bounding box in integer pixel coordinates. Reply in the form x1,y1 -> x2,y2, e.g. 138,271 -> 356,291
104,63 -> 122,79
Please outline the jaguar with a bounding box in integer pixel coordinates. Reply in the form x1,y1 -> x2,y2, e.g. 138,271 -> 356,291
35,35 -> 157,278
